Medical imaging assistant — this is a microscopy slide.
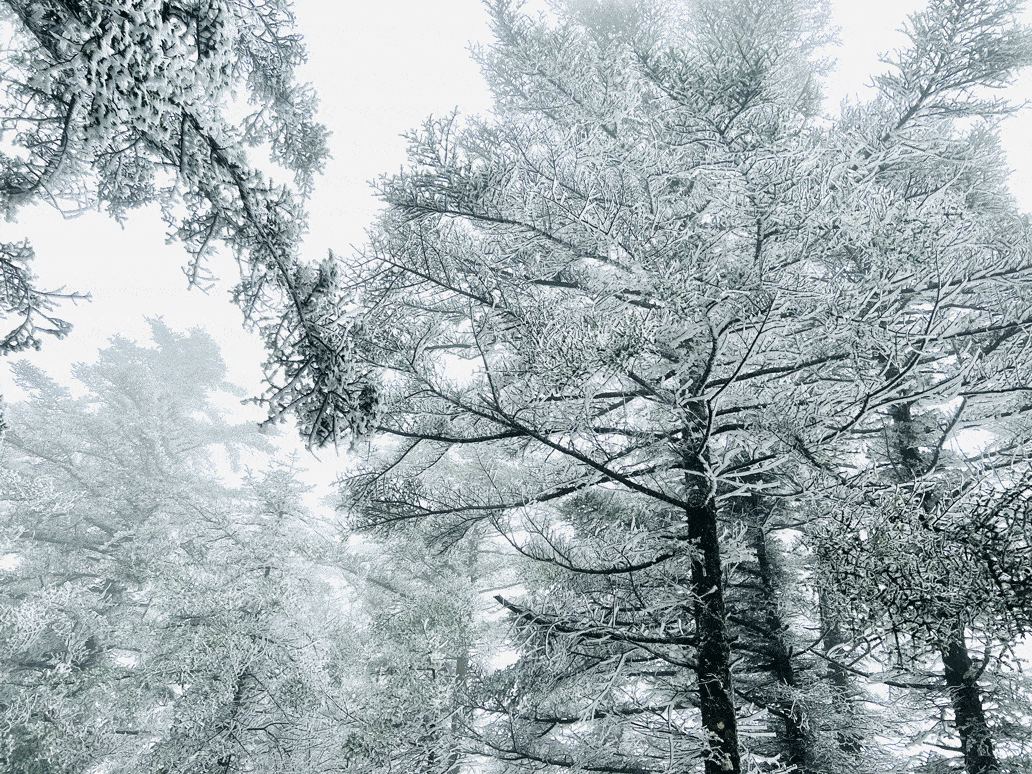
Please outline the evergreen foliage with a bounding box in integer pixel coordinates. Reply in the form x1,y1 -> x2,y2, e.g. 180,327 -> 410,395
312,0 -> 1032,771
4,0 -> 1032,772
0,323 -> 344,773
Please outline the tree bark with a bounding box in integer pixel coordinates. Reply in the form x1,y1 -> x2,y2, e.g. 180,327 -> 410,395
888,401 -> 997,774
818,592 -> 864,759
940,624 -> 997,774
444,648 -> 469,773
753,526 -> 810,771
686,478 -> 740,774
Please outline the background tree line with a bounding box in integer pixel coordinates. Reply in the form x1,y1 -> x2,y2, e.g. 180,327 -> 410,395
4,0 -> 1032,772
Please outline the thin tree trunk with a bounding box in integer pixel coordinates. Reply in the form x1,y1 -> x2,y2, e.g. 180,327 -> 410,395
753,525 -> 809,771
887,401 -> 997,774
444,533 -> 478,774
940,623 -> 997,774
818,591 -> 864,758
685,465 -> 740,774
213,667 -> 251,772
444,651 -> 469,774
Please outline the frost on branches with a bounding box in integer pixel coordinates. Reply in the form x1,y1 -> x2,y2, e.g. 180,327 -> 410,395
312,0 -> 1032,772
0,239 -> 86,354
0,322 -> 352,774
0,0 -> 356,449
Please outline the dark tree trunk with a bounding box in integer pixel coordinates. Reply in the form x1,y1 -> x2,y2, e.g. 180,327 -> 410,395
883,402 -> 994,771
818,593 -> 864,759
753,526 -> 810,771
940,624 -> 997,774
444,651 -> 469,774
687,490 -> 740,774
887,400 -> 997,774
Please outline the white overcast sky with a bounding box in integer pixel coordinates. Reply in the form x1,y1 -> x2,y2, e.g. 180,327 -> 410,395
2,0 -> 1031,443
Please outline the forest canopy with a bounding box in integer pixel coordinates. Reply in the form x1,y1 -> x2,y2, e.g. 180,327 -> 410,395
4,0 -> 1032,773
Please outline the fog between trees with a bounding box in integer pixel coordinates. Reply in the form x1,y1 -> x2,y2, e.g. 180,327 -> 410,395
4,1 -> 1032,772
